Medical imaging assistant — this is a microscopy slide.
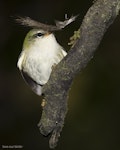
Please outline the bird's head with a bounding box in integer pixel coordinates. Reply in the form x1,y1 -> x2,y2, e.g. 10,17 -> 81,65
23,29 -> 55,50
16,15 -> 78,51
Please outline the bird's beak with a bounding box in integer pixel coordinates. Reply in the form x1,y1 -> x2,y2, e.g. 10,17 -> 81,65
45,32 -> 51,37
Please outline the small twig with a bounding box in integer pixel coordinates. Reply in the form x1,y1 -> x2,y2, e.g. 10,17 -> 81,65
16,15 -> 78,31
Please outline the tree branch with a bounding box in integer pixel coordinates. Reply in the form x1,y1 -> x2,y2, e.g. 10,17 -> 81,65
38,0 -> 120,148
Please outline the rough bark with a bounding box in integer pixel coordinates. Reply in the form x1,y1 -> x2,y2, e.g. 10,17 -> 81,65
38,0 -> 120,148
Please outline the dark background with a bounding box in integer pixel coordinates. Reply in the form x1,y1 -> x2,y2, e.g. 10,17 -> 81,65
0,0 -> 120,150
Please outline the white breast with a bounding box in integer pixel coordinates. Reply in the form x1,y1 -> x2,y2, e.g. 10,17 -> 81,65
17,33 -> 67,85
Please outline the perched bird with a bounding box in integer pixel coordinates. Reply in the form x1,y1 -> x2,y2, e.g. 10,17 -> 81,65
17,15 -> 77,95
17,29 -> 67,95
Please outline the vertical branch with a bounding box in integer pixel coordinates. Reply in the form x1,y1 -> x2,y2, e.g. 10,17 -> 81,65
38,0 -> 120,148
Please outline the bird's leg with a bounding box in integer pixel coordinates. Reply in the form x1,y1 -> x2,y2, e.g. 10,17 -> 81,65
41,63 -> 57,108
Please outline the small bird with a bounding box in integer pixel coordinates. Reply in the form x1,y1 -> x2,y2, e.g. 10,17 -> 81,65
17,16 -> 77,96
17,29 -> 67,95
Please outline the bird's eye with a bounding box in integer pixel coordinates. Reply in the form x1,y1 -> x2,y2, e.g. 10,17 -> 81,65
37,32 -> 44,37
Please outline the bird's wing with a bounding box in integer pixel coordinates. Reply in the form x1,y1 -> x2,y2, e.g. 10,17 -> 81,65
20,70 -> 42,96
